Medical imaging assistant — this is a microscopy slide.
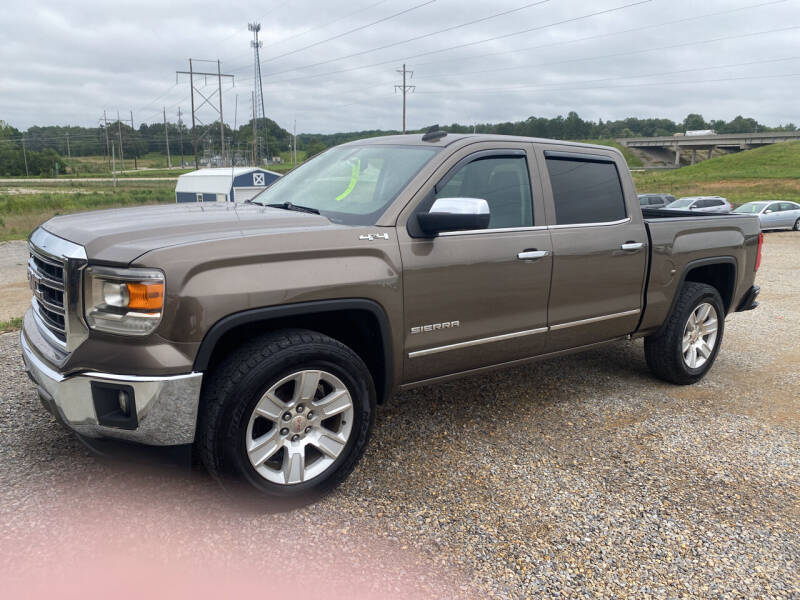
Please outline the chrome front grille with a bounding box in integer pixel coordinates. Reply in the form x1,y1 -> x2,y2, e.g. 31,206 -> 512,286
27,228 -> 89,352
29,249 -> 67,342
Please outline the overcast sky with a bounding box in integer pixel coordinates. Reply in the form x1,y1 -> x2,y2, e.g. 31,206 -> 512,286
1,0 -> 798,134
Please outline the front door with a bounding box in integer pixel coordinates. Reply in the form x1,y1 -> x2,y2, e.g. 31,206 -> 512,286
534,145 -> 647,351
398,143 -> 553,383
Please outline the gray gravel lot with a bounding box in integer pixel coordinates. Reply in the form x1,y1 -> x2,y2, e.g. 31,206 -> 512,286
1,233 -> 798,598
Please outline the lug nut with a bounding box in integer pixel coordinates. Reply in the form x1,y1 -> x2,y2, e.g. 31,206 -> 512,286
282,412 -> 291,421
307,411 -> 314,420
291,434 -> 300,442
305,426 -> 312,434
296,404 -> 305,413
280,427 -> 289,436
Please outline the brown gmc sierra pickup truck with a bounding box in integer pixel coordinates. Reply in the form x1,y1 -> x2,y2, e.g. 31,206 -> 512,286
21,131 -> 762,497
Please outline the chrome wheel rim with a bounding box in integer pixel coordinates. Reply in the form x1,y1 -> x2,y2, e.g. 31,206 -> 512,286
682,302 -> 719,369
245,370 -> 354,485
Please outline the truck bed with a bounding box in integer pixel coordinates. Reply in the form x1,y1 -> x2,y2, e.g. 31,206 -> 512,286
637,209 -> 761,335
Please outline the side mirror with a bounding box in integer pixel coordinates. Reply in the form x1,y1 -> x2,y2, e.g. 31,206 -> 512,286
764,209 -> 773,214
417,197 -> 491,235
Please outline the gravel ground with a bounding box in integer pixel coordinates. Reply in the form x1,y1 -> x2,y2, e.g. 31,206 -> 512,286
0,233 -> 798,598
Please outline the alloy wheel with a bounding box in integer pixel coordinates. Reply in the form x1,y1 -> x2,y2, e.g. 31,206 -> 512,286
245,370 -> 354,485
682,302 -> 719,369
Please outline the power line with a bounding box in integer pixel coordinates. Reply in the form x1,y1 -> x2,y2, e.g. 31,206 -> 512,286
258,0 -> 651,80
414,57 -> 800,95
260,0 -> 438,65
250,0 -> 780,88
413,24 -> 800,81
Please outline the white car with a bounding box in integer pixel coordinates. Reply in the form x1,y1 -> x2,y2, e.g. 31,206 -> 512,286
664,196 -> 732,213
733,201 -> 800,231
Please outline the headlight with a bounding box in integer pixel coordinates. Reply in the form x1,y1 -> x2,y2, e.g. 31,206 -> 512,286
84,266 -> 165,335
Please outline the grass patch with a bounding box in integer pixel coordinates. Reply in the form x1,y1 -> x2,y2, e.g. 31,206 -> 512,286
0,316 -> 23,332
633,142 -> 800,206
0,184 -> 174,241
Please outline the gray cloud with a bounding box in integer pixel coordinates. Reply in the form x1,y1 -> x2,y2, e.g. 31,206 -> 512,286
1,0 -> 798,133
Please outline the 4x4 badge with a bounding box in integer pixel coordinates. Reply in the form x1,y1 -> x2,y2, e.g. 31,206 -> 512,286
359,233 -> 390,241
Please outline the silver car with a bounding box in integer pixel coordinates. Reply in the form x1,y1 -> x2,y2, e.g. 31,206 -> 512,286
733,200 -> 800,231
664,196 -> 732,213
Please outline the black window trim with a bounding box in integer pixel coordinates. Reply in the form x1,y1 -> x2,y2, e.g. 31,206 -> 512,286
407,148 -> 535,237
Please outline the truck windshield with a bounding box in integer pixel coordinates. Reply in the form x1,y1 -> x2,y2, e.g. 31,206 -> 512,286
665,198 -> 695,209
250,145 -> 439,225
733,202 -> 768,214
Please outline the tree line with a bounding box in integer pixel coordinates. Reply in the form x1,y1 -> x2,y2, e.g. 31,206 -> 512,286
1,112 -> 795,176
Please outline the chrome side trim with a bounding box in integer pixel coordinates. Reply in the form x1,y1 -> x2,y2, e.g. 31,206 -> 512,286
549,217 -> 631,229
550,309 -> 640,331
408,309 -> 641,358
439,225 -> 549,236
408,327 -> 547,358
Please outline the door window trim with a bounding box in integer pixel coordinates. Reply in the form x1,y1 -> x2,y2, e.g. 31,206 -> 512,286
406,148 -> 535,237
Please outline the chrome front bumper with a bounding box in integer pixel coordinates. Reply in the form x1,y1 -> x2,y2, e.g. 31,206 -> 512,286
21,331 -> 203,446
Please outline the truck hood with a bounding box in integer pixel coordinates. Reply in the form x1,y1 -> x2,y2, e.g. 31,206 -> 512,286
41,202 -> 338,264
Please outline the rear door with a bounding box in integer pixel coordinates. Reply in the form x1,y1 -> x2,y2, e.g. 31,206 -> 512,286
534,144 -> 647,351
779,202 -> 800,227
397,142 -> 553,383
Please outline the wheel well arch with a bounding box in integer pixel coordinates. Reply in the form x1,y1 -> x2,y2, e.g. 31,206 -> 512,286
683,259 -> 736,314
194,300 -> 393,404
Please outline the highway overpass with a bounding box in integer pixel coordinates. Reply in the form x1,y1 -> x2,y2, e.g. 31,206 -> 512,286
619,131 -> 800,166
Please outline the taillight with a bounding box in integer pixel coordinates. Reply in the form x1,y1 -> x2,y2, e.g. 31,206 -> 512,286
755,232 -> 763,271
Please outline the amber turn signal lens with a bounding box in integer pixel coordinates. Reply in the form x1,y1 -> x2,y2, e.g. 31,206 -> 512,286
125,282 -> 164,311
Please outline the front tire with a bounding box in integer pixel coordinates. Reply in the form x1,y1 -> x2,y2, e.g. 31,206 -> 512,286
644,282 -> 725,385
197,329 -> 375,498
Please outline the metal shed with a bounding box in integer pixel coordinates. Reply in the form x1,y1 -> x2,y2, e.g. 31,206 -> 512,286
175,167 -> 281,203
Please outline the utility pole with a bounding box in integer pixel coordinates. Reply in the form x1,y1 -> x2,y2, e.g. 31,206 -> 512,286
111,142 -> 117,187
131,110 -> 137,170
116,110 -> 124,170
249,22 -> 269,164
177,107 -> 184,167
394,64 -> 415,134
163,107 -> 172,168
21,137 -> 29,176
177,58 -> 234,170
65,132 -> 71,159
102,111 -> 110,168
217,59 -> 226,167
293,119 -> 297,166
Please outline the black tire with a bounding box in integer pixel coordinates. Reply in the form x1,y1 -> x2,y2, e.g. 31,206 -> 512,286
793,218 -> 800,231
197,329 -> 375,498
644,282 -> 725,385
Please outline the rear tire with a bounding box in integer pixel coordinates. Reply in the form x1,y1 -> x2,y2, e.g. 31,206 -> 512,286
644,282 -> 725,385
793,218 -> 800,231
197,329 -> 375,498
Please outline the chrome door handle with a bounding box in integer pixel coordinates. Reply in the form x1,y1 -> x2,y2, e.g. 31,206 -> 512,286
620,242 -> 644,251
517,250 -> 550,260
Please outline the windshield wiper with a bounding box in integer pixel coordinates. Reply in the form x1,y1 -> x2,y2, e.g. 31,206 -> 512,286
264,201 -> 320,215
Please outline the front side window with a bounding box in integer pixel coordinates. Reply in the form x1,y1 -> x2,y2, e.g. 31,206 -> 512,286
546,157 -> 627,225
436,155 -> 533,229
650,197 -> 663,205
251,144 -> 439,225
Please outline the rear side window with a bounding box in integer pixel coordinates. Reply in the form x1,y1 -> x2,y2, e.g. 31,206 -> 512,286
780,202 -> 797,211
545,157 -> 627,225
649,197 -> 663,205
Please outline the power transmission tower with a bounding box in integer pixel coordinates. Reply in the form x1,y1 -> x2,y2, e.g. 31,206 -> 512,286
176,59 -> 234,169
394,64 -> 415,134
102,111 -> 110,167
117,109 -> 124,170
163,107 -> 172,168
249,22 -> 269,164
